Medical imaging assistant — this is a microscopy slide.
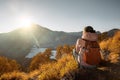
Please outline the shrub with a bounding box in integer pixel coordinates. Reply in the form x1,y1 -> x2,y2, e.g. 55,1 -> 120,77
0,71 -> 28,80
37,54 -> 77,80
0,56 -> 20,75
56,45 -> 74,59
29,48 -> 52,71
100,30 -> 120,62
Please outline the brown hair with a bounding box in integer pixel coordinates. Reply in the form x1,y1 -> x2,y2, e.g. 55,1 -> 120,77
84,26 -> 96,33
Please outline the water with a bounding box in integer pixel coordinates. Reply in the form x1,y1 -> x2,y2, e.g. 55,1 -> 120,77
26,45 -> 56,59
50,50 -> 57,59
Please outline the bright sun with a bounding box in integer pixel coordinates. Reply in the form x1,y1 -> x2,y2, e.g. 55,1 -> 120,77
18,16 -> 33,28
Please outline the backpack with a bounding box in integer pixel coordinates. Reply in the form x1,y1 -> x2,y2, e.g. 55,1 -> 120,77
81,39 -> 102,65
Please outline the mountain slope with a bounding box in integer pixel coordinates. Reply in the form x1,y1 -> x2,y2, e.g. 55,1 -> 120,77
0,24 -> 81,63
0,24 -> 119,63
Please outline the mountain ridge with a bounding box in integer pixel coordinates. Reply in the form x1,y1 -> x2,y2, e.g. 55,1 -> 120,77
0,24 -> 81,63
0,24 -> 119,63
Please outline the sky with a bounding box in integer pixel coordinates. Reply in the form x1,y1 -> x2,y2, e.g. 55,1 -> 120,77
0,0 -> 120,33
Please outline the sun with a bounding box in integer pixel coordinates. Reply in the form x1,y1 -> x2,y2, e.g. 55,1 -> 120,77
18,16 -> 33,28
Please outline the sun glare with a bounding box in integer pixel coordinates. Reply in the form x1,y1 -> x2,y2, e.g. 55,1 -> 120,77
18,16 -> 33,28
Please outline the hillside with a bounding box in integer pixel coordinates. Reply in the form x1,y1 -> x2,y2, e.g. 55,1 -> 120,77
0,24 -> 81,63
0,28 -> 120,80
98,29 -> 119,42
0,24 -> 119,64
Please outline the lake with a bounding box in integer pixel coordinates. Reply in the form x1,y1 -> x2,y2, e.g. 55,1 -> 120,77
26,45 -> 56,59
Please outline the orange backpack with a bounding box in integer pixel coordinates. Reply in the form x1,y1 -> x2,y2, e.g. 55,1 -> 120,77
82,39 -> 102,65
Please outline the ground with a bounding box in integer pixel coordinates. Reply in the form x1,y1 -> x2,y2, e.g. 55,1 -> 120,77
62,59 -> 120,80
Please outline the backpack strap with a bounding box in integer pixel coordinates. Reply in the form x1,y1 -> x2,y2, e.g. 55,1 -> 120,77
81,39 -> 89,49
82,38 -> 100,49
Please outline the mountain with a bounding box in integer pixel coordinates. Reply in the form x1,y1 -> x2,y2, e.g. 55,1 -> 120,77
0,24 -> 81,63
98,28 -> 120,42
0,24 -> 119,63
107,28 -> 119,37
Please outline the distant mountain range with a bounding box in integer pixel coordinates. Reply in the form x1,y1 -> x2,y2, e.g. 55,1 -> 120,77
0,24 -> 119,63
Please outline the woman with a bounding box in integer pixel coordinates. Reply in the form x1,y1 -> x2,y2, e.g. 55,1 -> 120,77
73,26 -> 101,69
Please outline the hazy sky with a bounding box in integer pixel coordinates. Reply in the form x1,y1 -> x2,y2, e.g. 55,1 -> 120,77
0,0 -> 120,33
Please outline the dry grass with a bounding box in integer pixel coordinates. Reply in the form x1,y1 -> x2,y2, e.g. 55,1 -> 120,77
0,71 -> 28,80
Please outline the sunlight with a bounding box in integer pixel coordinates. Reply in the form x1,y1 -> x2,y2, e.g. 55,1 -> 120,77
16,15 -> 36,33
17,15 -> 34,29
